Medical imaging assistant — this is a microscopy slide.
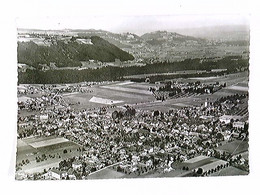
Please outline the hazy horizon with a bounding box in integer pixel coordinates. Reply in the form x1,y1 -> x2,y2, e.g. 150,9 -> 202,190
16,15 -> 250,36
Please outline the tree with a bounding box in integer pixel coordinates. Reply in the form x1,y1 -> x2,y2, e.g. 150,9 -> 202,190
112,110 -> 119,120
216,132 -> 224,140
153,110 -> 160,117
197,168 -> 203,175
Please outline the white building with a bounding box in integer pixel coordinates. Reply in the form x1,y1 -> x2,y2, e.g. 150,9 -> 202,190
233,121 -> 245,129
48,169 -> 62,180
219,115 -> 241,124
72,160 -> 82,170
40,114 -> 49,122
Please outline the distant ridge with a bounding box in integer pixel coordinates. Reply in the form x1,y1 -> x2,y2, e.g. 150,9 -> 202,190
141,30 -> 205,42
173,25 -> 250,41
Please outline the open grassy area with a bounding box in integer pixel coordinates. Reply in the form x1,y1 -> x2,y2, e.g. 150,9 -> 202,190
58,72 -> 249,114
216,140 -> 249,155
87,167 -> 127,179
16,136 -> 83,174
29,137 -> 69,149
210,166 -> 248,176
62,82 -> 156,111
185,71 -> 248,86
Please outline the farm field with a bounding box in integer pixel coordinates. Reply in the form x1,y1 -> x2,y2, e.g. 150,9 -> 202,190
123,70 -> 199,79
62,81 -> 156,111
216,140 -> 249,155
187,71 -> 248,86
210,166 -> 248,176
16,136 -> 83,175
87,167 -> 127,180
18,71 -> 249,114
67,73 -> 247,113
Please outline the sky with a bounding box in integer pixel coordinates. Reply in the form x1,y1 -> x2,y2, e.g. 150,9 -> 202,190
16,14 -> 250,36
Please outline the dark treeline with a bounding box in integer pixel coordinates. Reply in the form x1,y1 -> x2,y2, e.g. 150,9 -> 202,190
17,36 -> 134,68
18,56 -> 249,84
121,56 -> 248,76
131,71 -> 228,83
18,67 -> 124,84
144,56 -> 248,73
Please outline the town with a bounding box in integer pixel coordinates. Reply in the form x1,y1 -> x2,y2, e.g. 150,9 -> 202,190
16,69 -> 249,180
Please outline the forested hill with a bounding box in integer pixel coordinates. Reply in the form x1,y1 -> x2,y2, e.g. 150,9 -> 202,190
17,36 -> 134,68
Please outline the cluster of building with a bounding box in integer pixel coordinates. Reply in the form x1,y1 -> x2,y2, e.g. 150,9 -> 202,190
150,81 -> 225,100
17,82 -> 249,179
18,84 -> 91,95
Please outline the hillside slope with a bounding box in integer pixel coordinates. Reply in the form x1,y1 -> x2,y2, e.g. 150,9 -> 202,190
17,36 -> 134,68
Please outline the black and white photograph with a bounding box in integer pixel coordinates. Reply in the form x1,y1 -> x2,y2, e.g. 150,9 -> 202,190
15,14 -> 250,180
0,0 -> 260,194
